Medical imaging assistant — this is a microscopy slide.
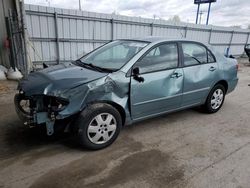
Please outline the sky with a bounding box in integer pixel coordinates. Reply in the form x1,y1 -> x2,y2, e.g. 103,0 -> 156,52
24,0 -> 250,29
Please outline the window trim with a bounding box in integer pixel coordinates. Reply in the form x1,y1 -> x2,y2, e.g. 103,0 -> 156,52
207,49 -> 216,63
180,41 -> 217,68
128,41 -> 181,76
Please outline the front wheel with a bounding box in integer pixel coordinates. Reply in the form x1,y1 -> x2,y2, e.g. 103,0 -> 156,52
203,84 -> 226,113
75,103 -> 122,150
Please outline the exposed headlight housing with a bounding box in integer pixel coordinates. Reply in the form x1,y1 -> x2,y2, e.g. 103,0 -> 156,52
45,96 -> 69,112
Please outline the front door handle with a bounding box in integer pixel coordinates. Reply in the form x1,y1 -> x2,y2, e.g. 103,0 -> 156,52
209,66 -> 216,71
171,72 -> 182,78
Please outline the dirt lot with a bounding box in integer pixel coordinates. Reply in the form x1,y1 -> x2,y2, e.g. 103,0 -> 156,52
0,59 -> 250,188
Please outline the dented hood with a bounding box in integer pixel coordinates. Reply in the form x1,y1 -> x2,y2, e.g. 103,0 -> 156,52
18,62 -> 108,96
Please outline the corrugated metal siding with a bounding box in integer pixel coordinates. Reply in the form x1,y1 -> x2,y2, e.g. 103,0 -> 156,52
24,4 -> 250,65
210,32 -> 232,44
232,33 -> 248,44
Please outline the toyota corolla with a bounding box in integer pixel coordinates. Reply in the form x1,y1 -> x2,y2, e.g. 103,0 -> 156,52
15,37 -> 238,150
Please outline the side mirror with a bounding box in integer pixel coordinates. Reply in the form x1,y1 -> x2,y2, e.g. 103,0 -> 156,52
132,67 -> 140,76
132,67 -> 144,83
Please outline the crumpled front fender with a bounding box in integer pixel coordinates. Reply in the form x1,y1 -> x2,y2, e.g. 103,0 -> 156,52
57,71 -> 131,124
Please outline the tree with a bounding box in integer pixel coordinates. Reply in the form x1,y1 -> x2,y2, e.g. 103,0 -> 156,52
168,15 -> 181,23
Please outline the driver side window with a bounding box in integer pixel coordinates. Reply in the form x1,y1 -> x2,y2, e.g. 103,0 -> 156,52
135,43 -> 178,74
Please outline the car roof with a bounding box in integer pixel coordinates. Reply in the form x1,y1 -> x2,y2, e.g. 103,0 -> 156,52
129,36 -> 201,44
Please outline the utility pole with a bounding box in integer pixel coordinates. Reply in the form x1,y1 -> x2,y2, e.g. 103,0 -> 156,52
79,0 -> 81,11
195,3 -> 200,24
194,0 -> 216,25
206,2 -> 212,25
199,11 -> 203,24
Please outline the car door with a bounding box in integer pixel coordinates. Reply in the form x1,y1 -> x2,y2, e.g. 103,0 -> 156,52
181,42 -> 219,107
130,42 -> 183,120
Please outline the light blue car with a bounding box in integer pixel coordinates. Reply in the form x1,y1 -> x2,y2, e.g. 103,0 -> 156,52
15,37 -> 238,150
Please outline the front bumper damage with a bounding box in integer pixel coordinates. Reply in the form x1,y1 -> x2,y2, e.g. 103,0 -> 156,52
14,93 -> 69,135
14,70 -> 132,135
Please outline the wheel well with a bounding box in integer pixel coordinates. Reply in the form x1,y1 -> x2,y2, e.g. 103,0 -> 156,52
90,101 -> 126,126
215,80 -> 228,92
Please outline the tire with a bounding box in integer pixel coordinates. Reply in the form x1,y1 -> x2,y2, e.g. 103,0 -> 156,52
75,103 -> 122,150
203,84 -> 226,113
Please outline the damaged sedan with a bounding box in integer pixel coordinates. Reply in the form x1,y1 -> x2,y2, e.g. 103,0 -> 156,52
15,37 -> 238,150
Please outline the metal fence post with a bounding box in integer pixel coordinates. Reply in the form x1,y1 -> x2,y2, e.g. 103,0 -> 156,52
208,28 -> 212,44
150,23 -> 154,36
229,30 -> 234,48
20,0 -> 29,75
54,12 -> 60,64
184,26 -> 187,38
225,30 -> 234,56
111,18 -> 114,40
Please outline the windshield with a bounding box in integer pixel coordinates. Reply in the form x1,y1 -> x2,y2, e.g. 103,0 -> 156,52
80,40 -> 149,71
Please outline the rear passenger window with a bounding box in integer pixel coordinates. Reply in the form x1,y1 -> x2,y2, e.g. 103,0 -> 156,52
182,43 -> 207,66
136,43 -> 178,74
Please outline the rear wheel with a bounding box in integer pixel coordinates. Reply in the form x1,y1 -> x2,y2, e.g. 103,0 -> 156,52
203,84 -> 225,113
75,103 -> 122,150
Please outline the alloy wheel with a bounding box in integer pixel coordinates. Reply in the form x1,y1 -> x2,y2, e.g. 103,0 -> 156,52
87,113 -> 117,144
211,88 -> 224,110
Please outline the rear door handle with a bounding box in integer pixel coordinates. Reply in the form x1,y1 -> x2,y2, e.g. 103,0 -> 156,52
209,66 -> 216,71
171,72 -> 182,78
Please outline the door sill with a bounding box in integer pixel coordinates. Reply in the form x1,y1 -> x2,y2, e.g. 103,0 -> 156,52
132,102 -> 201,122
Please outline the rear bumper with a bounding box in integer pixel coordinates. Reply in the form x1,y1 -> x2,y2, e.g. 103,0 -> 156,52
227,78 -> 238,94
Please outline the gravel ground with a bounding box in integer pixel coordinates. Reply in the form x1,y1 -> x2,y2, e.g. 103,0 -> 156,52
0,58 -> 250,188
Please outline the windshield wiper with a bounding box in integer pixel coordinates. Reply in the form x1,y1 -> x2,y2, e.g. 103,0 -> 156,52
90,64 -> 117,73
87,63 -> 111,72
75,59 -> 116,73
74,60 -> 99,71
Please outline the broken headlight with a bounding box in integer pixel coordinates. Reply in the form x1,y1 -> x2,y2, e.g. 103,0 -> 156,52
44,96 -> 69,112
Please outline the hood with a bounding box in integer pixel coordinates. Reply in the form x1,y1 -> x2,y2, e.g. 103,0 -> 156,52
18,62 -> 108,96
